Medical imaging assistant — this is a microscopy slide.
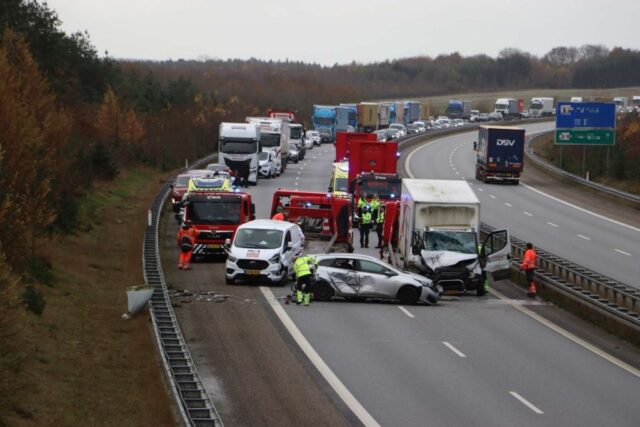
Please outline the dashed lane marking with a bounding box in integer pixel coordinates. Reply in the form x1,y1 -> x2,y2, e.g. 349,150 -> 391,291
509,391 -> 544,415
398,306 -> 415,318
505,203 -> 512,207
578,234 -> 591,241
523,211 -> 533,217
614,249 -> 632,256
489,195 -> 496,199
547,222 -> 559,228
260,287 -> 381,426
443,342 -> 466,358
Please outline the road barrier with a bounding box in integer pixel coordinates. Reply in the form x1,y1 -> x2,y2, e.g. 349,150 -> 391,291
144,153 -> 223,427
527,131 -> 640,205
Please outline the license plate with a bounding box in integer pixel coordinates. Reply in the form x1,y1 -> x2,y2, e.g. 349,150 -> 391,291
207,244 -> 221,249
245,270 -> 261,276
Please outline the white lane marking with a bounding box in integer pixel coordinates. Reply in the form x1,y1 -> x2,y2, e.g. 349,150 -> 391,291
295,176 -> 299,180
490,288 -> 640,379
523,211 -> 533,217
398,306 -> 415,318
521,182 -> 640,233
547,222 -> 559,228
443,341 -> 466,358
456,172 -> 460,175
260,287 -> 381,426
505,203 -> 512,207
489,194 -> 496,199
614,249 -> 632,256
509,391 -> 544,415
578,234 -> 591,241
477,188 -> 484,192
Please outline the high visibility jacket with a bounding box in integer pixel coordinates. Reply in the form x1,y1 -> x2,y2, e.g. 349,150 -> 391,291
358,198 -> 370,210
521,249 -> 537,270
177,226 -> 198,246
376,209 -> 385,224
361,211 -> 372,225
370,198 -> 380,211
272,212 -> 285,221
293,256 -> 316,279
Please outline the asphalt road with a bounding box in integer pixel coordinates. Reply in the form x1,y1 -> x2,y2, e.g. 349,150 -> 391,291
406,122 -> 640,287
162,136 -> 640,426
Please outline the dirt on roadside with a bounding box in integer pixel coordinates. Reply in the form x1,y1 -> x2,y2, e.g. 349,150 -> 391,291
5,168 -> 178,427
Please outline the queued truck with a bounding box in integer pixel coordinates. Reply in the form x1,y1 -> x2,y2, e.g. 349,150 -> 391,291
420,102 -> 431,121
357,102 -> 380,132
494,98 -> 523,119
613,96 -> 629,113
529,97 -> 554,118
219,122 -> 261,185
396,179 -> 511,295
446,100 -> 472,119
339,103 -> 358,129
312,105 -> 336,143
246,117 -> 289,174
475,125 -> 525,184
335,106 -> 351,133
404,101 -> 422,124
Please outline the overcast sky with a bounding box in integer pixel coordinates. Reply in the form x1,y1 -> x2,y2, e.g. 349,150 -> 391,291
46,0 -> 640,65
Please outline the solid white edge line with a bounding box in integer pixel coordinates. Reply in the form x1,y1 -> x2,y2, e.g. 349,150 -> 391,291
443,341 -> 467,358
490,288 -> 640,379
509,391 -> 544,415
521,182 -> 640,233
614,249 -> 632,256
259,287 -> 381,427
398,306 -> 415,318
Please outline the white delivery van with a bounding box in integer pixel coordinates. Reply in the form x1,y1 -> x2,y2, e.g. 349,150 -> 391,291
225,220 -> 305,285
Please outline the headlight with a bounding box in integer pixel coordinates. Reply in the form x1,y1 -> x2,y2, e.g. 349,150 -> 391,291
269,254 -> 280,264
227,254 -> 237,262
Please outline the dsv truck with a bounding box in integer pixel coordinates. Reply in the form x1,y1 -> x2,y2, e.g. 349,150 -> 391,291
397,179 -> 511,295
475,125 -> 525,184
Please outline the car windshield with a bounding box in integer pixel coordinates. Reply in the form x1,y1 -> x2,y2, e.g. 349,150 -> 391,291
290,127 -> 303,139
188,200 -> 241,225
307,131 -> 318,137
424,230 -> 477,254
258,152 -> 269,161
260,133 -> 281,148
314,117 -> 334,126
234,228 -> 283,249
334,177 -> 348,192
390,124 -> 403,130
495,104 -> 508,110
220,138 -> 258,154
175,175 -> 190,187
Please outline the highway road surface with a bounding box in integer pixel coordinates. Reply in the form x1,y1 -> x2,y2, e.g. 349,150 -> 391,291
161,135 -> 640,426
405,122 -> 640,287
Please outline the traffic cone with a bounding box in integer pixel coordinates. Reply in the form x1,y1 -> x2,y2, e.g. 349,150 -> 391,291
527,282 -> 537,298
321,218 -> 331,235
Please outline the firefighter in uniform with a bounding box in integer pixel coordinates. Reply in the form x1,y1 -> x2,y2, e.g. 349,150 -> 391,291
177,221 -> 198,269
521,242 -> 538,297
272,206 -> 285,221
293,254 -> 318,306
375,204 -> 385,248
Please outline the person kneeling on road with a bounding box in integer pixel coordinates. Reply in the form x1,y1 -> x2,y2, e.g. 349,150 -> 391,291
293,253 -> 318,306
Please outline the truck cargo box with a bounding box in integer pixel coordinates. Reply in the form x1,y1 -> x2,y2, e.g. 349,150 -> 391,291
476,125 -> 525,183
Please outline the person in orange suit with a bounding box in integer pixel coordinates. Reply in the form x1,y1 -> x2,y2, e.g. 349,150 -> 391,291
272,206 -> 285,221
520,242 -> 537,297
177,221 -> 198,270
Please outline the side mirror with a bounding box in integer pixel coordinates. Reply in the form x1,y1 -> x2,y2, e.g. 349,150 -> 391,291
286,241 -> 294,251
384,271 -> 397,277
328,186 -> 333,192
224,238 -> 231,248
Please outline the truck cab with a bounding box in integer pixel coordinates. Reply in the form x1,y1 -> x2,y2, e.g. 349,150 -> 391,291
312,105 -> 336,143
181,191 -> 255,257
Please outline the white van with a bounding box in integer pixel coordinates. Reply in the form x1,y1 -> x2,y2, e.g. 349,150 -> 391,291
225,219 -> 305,285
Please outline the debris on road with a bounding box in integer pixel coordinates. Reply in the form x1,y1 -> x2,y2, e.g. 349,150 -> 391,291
169,288 -> 231,304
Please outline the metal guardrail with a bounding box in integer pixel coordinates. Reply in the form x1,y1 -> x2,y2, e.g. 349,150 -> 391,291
144,153 -> 223,427
527,131 -> 640,204
397,124 -> 640,333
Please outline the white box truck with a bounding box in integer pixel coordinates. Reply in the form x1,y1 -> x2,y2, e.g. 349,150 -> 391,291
397,179 -> 511,294
529,97 -> 554,118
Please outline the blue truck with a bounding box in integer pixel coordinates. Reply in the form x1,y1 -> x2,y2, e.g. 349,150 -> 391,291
335,106 -> 351,132
403,101 -> 421,125
312,105 -> 336,143
475,125 -> 525,184
446,99 -> 472,119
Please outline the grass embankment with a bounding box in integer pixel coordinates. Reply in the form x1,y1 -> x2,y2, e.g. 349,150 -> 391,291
531,133 -> 640,196
403,86 -> 640,116
3,168 -> 177,426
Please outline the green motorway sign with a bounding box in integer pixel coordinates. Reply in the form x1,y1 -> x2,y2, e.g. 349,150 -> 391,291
555,129 -> 615,146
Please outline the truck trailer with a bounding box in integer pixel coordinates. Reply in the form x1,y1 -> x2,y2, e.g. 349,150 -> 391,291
529,97 -> 554,118
312,105 -> 336,142
446,100 -> 472,119
404,101 -> 422,124
475,125 -> 525,184
397,179 -> 511,294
